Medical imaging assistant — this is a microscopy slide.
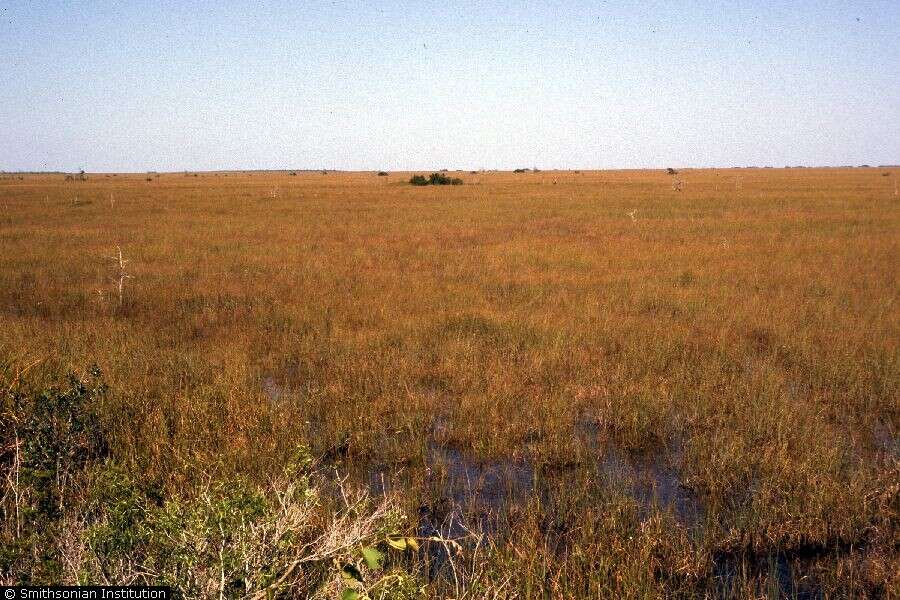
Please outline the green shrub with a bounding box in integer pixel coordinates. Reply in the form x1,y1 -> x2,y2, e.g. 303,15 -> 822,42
409,173 -> 463,186
6,367 -> 108,521
0,367 -> 109,581
75,456 -> 420,598
0,368 -> 422,597
85,464 -> 153,560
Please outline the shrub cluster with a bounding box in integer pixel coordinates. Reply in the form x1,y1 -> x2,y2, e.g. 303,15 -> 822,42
0,368 -> 421,597
1,367 -> 109,581
409,173 -> 463,186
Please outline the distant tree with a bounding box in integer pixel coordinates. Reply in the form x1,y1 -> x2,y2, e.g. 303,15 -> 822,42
409,173 -> 463,186
377,171 -> 389,176
667,168 -> 678,175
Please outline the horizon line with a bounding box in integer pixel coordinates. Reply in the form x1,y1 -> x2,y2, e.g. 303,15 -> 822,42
3,164 -> 899,175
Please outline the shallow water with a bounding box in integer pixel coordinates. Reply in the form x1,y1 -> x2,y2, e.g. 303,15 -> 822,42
262,376 -> 286,402
577,413 -> 704,527
365,413 -> 705,536
712,550 -> 825,599
366,434 -> 535,536
872,420 -> 899,460
266,379 -> 836,591
596,443 -> 704,526
265,376 -> 709,535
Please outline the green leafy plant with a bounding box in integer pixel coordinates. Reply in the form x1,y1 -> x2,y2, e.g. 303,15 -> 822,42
409,173 -> 463,186
0,366 -> 109,581
6,367 -> 108,522
339,533 -> 422,600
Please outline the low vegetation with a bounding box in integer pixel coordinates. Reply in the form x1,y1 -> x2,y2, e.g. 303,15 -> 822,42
409,173 -> 463,186
0,367 -> 423,598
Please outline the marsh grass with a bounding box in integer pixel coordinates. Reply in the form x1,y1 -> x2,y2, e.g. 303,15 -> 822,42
0,168 -> 897,597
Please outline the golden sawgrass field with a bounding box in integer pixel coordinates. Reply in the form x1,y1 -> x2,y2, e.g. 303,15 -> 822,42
1,168 -> 898,597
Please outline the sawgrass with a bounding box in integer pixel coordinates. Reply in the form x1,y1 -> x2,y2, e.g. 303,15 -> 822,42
1,167 -> 897,597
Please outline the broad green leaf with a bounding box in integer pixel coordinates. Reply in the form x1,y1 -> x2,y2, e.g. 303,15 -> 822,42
361,546 -> 384,570
341,589 -> 360,600
386,535 -> 407,551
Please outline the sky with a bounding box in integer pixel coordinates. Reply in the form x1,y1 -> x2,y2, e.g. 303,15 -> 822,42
1,1 -> 898,172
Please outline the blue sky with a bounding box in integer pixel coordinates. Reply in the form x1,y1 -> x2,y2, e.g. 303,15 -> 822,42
2,1 -> 898,171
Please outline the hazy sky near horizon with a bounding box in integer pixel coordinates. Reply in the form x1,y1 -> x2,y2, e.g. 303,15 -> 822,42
2,1 -> 898,172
